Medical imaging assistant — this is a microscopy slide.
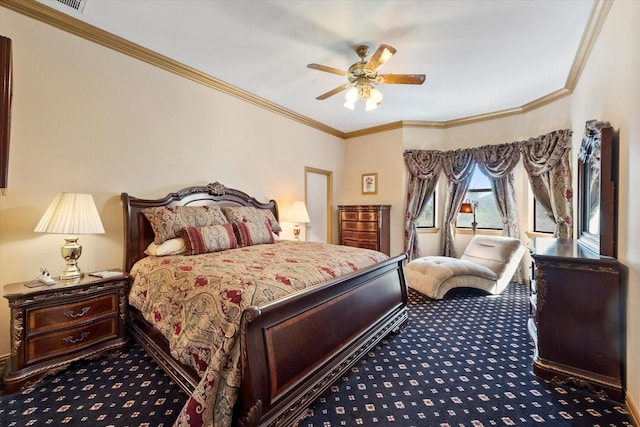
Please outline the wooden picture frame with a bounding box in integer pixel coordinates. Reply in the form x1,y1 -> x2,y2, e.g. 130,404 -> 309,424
0,36 -> 12,194
361,173 -> 378,195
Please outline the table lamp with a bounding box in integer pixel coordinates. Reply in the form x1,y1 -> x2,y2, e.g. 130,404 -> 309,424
459,199 -> 479,235
34,192 -> 105,280
285,201 -> 310,241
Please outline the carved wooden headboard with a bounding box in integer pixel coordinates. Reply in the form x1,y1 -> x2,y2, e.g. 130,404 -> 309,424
120,182 -> 278,272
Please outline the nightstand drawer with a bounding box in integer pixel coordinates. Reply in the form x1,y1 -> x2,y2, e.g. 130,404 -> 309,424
26,317 -> 118,364
27,294 -> 117,334
341,221 -> 377,232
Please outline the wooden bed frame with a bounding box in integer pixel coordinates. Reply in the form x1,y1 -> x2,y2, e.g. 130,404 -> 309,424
121,182 -> 408,427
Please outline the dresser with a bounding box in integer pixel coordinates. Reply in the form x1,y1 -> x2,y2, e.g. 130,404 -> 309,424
338,205 -> 390,255
3,272 -> 129,393
528,238 -> 624,402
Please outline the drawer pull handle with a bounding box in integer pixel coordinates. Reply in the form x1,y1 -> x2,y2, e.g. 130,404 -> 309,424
63,331 -> 89,344
64,307 -> 91,318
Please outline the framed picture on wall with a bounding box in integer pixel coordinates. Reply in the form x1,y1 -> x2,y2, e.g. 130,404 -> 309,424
361,173 -> 378,195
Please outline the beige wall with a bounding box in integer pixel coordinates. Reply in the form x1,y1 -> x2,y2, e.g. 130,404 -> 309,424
0,8 -> 344,354
342,128 -> 405,256
570,0 -> 640,416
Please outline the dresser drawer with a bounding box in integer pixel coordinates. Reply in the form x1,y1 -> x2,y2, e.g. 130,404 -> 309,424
342,239 -> 379,251
27,293 -> 118,334
358,211 -> 377,221
26,317 -> 118,364
342,230 -> 377,242
341,221 -> 377,232
340,211 -> 378,221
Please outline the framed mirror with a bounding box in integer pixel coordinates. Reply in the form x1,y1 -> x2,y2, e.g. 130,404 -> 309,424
577,120 -> 618,258
0,36 -> 11,194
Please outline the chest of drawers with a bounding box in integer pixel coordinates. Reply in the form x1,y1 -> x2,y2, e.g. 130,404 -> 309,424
338,205 -> 390,255
3,272 -> 129,393
528,238 -> 624,402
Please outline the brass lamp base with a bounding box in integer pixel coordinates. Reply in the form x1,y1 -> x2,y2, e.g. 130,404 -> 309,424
60,237 -> 83,280
293,224 -> 301,241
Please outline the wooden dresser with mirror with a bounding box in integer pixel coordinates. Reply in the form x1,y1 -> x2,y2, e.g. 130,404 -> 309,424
528,120 -> 625,402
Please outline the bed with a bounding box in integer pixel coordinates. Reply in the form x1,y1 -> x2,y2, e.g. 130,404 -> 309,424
121,182 -> 408,427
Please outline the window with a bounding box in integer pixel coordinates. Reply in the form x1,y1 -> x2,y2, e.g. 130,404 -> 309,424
457,165 -> 502,230
534,199 -> 556,233
415,193 -> 435,228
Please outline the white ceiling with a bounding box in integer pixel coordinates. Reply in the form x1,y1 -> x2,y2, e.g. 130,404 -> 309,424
37,0 -> 595,134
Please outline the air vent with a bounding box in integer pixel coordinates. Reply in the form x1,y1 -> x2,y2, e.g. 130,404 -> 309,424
56,0 -> 87,13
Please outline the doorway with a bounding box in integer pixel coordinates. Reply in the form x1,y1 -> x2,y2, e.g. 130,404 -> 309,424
304,167 -> 333,243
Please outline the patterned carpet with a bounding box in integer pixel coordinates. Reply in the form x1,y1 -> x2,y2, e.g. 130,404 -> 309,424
0,283 -> 634,426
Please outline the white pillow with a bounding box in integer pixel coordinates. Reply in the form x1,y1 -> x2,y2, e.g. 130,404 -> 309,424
145,237 -> 186,256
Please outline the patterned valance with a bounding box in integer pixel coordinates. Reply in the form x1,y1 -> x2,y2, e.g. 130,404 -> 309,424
404,128 -> 572,182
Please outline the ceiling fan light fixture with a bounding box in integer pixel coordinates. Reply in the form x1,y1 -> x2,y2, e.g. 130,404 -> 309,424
310,43 -> 424,110
343,83 -> 383,111
365,97 -> 378,111
345,86 -> 358,102
370,87 -> 383,103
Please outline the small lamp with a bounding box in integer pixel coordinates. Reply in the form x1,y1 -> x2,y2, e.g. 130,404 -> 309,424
284,201 -> 310,241
34,193 -> 105,280
459,199 -> 479,235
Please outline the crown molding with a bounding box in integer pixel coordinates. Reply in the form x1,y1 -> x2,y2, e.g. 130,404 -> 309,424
1,0 -> 606,141
565,0 -> 612,90
0,0 -> 346,139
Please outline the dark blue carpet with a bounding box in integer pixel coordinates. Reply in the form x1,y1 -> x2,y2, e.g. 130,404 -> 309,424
0,283 -> 634,426
299,284 -> 634,426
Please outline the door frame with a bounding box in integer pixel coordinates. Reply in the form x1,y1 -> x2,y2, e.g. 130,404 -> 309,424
305,166 -> 333,243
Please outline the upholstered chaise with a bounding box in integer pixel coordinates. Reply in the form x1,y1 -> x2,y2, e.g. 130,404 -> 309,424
405,235 -> 526,300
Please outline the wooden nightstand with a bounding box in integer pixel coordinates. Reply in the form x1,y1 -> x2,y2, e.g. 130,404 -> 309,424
2,271 -> 129,394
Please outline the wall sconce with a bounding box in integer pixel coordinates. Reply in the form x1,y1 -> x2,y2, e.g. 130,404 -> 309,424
284,201 -> 310,241
34,193 -> 105,280
459,199 -> 479,235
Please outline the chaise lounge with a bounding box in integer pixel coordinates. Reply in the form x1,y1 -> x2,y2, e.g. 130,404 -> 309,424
405,235 -> 526,300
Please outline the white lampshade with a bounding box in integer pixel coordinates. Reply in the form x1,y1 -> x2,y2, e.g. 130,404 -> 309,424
285,201 -> 310,223
284,201 -> 310,241
34,193 -> 104,280
34,193 -> 105,235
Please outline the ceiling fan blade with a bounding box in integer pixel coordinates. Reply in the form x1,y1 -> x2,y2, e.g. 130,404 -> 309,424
365,44 -> 397,71
307,63 -> 350,77
376,74 -> 426,85
316,83 -> 353,100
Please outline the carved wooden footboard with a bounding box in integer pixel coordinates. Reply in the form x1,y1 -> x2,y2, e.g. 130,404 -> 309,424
236,254 -> 408,427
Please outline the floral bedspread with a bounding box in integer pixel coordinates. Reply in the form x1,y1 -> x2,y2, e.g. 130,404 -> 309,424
128,240 -> 388,427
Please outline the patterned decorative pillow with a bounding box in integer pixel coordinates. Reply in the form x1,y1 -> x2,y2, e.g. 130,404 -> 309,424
142,206 -> 229,244
222,206 -> 282,232
181,224 -> 238,255
232,222 -> 275,247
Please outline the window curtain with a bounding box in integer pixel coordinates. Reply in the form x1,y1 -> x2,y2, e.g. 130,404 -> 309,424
403,128 -> 572,259
520,129 -> 574,238
403,150 -> 442,261
441,149 -> 475,257
473,143 -> 521,238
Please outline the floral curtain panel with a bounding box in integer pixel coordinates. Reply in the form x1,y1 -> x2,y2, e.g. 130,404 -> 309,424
403,150 -> 442,261
440,149 -> 476,257
520,129 -> 574,238
403,128 -> 573,258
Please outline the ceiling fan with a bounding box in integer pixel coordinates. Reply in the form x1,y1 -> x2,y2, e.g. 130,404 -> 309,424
307,44 -> 426,110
